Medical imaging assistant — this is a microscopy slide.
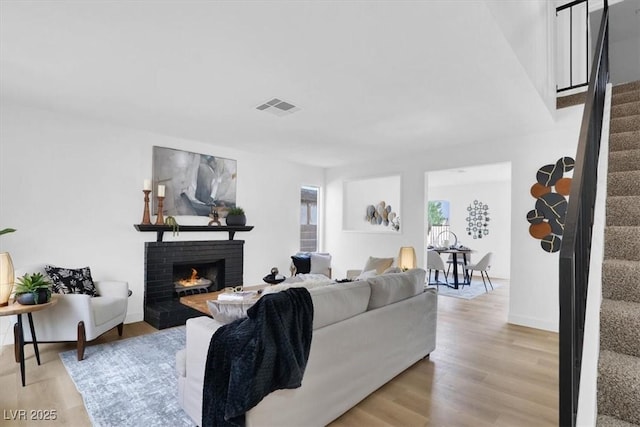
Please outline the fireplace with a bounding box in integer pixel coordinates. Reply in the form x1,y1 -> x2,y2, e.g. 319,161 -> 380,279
144,240 -> 244,329
173,261 -> 219,295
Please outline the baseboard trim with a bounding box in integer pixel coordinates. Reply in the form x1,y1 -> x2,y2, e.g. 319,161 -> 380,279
508,314 -> 558,333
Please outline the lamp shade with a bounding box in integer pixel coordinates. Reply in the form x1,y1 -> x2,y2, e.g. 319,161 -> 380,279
0,252 -> 15,306
398,246 -> 417,271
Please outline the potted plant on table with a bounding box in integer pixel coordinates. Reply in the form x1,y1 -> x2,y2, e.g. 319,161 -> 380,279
14,272 -> 52,305
225,207 -> 247,226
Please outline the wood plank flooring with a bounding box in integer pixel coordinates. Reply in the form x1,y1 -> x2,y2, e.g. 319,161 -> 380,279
0,280 -> 558,426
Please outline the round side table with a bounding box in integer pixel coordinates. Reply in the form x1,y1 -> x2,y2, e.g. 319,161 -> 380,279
0,295 -> 58,386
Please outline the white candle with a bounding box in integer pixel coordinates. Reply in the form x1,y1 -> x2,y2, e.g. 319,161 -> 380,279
157,185 -> 165,197
143,179 -> 151,191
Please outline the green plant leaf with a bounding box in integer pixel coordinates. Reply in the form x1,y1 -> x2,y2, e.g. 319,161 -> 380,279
0,228 -> 17,236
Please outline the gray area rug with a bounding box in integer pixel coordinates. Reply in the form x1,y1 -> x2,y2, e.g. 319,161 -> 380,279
59,326 -> 195,427
427,278 -> 502,299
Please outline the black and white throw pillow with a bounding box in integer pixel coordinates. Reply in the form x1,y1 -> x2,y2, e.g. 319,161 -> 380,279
44,265 -> 98,296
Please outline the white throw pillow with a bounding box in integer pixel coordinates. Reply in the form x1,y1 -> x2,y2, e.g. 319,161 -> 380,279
355,269 -> 377,280
362,256 -> 394,275
383,266 -> 402,274
310,253 -> 332,276
207,299 -> 255,324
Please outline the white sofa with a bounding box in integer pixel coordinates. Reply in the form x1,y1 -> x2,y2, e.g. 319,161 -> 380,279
176,268 -> 437,427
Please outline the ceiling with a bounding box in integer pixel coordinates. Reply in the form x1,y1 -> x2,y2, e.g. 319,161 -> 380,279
0,1 -> 554,168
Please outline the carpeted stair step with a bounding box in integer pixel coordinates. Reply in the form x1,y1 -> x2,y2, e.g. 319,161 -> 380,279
600,298 -> 640,357
612,90 -> 640,106
598,414 -> 640,427
610,115 -> 640,134
613,81 -> 640,94
598,350 -> 640,425
608,149 -> 640,173
612,101 -> 640,118
609,131 -> 640,152
602,260 -> 640,303
557,91 -> 587,109
607,196 -> 640,226
608,171 -> 640,196
604,226 -> 640,261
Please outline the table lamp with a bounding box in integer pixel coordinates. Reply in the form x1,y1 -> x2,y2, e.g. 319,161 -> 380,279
0,252 -> 15,306
398,247 -> 417,271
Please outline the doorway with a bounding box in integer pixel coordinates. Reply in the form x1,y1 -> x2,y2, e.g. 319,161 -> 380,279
425,162 -> 512,282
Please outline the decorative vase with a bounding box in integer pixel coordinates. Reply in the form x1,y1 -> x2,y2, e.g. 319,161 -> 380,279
225,214 -> 247,226
16,289 -> 51,305
0,252 -> 14,307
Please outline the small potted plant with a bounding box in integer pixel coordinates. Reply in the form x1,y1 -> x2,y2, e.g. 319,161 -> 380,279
225,207 -> 247,226
14,272 -> 52,305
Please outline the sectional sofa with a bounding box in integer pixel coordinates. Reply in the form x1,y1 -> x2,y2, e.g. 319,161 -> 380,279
176,268 -> 437,426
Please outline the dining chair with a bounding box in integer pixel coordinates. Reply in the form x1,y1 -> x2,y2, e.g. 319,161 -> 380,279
464,252 -> 493,292
426,251 -> 449,291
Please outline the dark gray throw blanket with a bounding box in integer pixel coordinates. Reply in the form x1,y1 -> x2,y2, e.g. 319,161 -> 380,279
202,287 -> 314,427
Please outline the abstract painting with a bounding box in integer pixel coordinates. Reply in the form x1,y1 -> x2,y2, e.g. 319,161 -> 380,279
152,146 -> 237,217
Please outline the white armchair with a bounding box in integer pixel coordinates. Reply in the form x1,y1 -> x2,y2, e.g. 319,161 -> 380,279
12,264 -> 129,360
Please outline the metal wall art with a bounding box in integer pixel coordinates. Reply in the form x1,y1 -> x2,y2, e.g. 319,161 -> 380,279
526,156 -> 574,253
465,200 -> 490,239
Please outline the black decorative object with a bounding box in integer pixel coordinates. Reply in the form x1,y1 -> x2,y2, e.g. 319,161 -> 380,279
465,200 -> 490,239
527,156 -> 574,253
263,267 -> 285,284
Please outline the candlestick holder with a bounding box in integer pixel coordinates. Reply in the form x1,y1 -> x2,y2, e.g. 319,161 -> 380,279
141,190 -> 152,225
155,196 -> 165,225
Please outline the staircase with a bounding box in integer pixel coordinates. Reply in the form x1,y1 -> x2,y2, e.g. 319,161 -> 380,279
597,80 -> 640,426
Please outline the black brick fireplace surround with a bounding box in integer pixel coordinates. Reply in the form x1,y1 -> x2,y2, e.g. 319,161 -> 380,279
144,240 -> 244,329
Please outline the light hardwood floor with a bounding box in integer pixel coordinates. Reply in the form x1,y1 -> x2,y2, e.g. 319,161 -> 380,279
0,280 -> 558,426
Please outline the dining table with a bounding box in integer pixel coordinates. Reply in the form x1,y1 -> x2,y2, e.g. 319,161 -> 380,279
432,247 -> 473,289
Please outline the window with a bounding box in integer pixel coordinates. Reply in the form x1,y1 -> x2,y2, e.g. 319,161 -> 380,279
428,200 -> 450,245
300,186 -> 319,252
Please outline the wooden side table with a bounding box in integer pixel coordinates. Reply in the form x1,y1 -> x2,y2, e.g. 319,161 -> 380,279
0,295 -> 58,386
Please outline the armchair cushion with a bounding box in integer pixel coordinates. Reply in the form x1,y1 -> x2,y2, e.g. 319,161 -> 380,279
45,265 -> 98,296
91,296 -> 128,326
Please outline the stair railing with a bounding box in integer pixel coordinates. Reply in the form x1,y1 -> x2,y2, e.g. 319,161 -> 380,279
557,0 -> 590,93
558,0 -> 609,426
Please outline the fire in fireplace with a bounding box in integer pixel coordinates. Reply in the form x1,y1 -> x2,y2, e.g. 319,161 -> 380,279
173,262 -> 218,296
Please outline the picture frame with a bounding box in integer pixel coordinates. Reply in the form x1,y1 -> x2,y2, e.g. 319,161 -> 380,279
152,146 -> 237,217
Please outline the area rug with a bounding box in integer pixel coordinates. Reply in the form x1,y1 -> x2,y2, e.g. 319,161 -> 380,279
59,326 -> 196,427
427,279 -> 502,300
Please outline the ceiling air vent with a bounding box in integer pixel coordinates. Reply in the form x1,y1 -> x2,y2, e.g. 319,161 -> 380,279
256,98 -> 300,116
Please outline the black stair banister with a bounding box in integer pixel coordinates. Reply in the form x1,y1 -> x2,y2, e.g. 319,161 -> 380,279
558,0 -> 609,425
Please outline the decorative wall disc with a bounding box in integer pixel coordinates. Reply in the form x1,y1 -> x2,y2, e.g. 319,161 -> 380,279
465,200 -> 489,239
527,157 -> 574,253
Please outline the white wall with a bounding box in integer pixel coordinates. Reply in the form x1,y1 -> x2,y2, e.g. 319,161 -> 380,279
0,102 -> 324,346
485,0 -> 557,116
325,106 -> 584,332
428,178 -> 511,279
343,175 -> 400,232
